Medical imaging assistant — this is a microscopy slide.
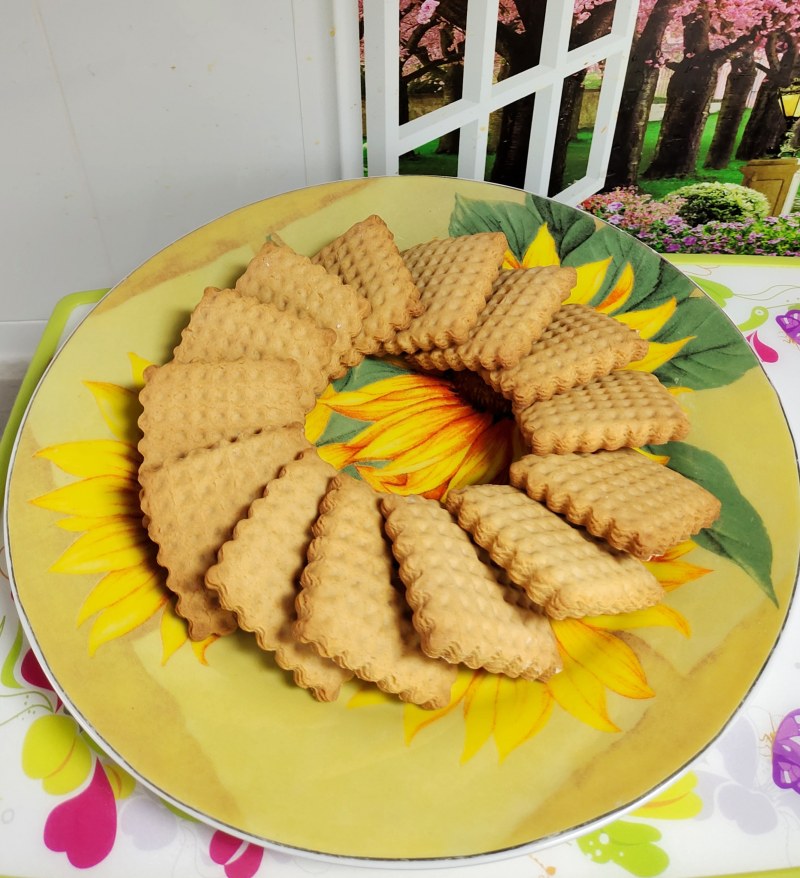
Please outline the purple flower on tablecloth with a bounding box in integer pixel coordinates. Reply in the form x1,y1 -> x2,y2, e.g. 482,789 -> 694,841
773,710 -> 800,793
209,831 -> 265,878
776,309 -> 800,344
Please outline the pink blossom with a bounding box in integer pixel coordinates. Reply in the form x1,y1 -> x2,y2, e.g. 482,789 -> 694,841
416,0 -> 439,24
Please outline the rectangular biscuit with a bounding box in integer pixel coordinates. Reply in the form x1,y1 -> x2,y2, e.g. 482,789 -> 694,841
481,303 -> 650,409
513,369 -> 690,454
138,426 -> 311,640
312,215 -> 423,365
296,474 -> 456,708
205,448 -> 351,702
235,240 -> 366,378
380,493 -> 560,680
509,449 -> 721,559
137,358 -> 315,470
445,483 -> 664,619
173,287 -> 336,395
383,232 -> 508,355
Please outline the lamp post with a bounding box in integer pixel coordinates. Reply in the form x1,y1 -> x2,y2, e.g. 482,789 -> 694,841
777,79 -> 800,137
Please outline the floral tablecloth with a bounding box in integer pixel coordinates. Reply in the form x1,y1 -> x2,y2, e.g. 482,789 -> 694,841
1,255 -> 799,878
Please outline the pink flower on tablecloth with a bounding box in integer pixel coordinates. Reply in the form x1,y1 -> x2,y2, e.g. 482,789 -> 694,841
209,830 -> 265,878
745,330 -> 779,363
20,648 -> 62,709
44,761 -> 117,868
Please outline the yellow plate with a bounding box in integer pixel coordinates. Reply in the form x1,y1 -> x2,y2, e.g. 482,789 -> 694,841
5,177 -> 799,865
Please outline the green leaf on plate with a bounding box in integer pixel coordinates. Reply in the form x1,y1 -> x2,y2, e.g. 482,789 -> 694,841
649,442 -> 776,605
449,194 -> 544,262
652,297 -> 757,391
332,356 -> 408,393
525,193 -> 596,258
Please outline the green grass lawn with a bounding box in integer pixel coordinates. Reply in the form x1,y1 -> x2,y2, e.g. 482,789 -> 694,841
396,109 -> 752,200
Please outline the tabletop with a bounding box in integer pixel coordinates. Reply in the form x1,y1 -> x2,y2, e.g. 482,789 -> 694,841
1,254 -> 799,878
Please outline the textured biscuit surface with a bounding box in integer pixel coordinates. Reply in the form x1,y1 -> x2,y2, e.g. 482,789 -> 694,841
481,304 -> 650,408
510,449 -> 721,559
204,448 -> 351,701
381,493 -> 560,680
297,475 -> 456,708
445,484 -> 664,619
433,266 -> 575,371
384,232 -> 508,354
312,215 -> 423,364
173,287 -> 335,395
138,359 -> 314,470
139,426 -> 311,640
514,369 -> 690,454
235,241 -> 365,378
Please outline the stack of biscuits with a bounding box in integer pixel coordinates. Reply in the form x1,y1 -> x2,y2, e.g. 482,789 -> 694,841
137,214 -> 721,709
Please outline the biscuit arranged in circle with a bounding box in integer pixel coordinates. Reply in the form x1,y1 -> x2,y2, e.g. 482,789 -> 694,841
480,304 -> 651,409
381,493 -> 560,680
138,358 -> 315,470
420,266 -> 575,372
235,240 -> 366,379
296,474 -> 457,708
139,426 -> 311,641
173,287 -> 336,395
510,449 -> 721,559
204,448 -> 351,702
384,232 -> 508,354
513,369 -> 690,454
312,215 -> 423,365
445,483 -> 664,619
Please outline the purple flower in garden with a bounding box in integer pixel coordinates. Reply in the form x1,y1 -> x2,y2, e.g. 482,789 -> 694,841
607,215 -> 623,225
607,201 -> 624,211
666,242 -> 681,252
682,235 -> 698,246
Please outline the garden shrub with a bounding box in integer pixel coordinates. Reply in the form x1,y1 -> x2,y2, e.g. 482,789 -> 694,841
638,215 -> 800,257
667,182 -> 770,226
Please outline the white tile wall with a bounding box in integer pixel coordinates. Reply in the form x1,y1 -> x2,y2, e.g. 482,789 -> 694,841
0,0 -> 345,348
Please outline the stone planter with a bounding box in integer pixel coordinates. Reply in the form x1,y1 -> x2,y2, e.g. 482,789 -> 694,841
740,157 -> 800,215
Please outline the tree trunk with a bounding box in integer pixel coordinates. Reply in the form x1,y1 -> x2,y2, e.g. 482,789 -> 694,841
643,9 -> 725,179
704,49 -> 757,169
436,62 -> 463,154
604,0 -> 683,190
736,36 -> 799,161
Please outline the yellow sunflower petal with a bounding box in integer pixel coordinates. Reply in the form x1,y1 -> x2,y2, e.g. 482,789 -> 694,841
31,475 -> 139,518
324,375 -> 458,421
404,667 -> 474,745
586,604 -> 691,637
493,677 -> 553,762
305,398 -> 335,445
127,353 -> 153,390
546,648 -> 620,733
552,618 -> 654,700
594,262 -> 634,314
461,672 -> 500,763
57,515 -> 128,532
445,419 -> 515,496
502,249 -> 522,270
35,440 -> 139,479
632,771 -> 703,820
353,465 -> 408,494
50,520 -> 152,574
190,635 -> 217,664
521,223 -> 560,267
102,760 -> 136,799
625,337 -> 694,373
77,566 -> 163,626
83,381 -> 142,444
348,682 -> 396,707
646,556 -> 711,592
87,585 -> 167,655
614,298 -> 677,340
564,257 -> 613,305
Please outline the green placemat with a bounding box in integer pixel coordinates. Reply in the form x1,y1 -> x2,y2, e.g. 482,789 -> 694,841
0,289 -> 108,492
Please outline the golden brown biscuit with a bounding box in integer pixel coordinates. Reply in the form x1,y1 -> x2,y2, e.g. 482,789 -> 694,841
383,232 -> 508,354
513,370 -> 690,454
138,358 -> 315,470
173,287 -> 336,395
204,448 -> 351,701
381,493 -> 560,680
235,240 -> 365,379
138,426 -> 311,640
312,215 -> 423,365
296,475 -> 456,708
445,483 -> 664,619
481,304 -> 650,408
509,449 -> 721,559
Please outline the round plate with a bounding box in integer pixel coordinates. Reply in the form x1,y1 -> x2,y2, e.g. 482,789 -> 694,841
5,177 -> 799,865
